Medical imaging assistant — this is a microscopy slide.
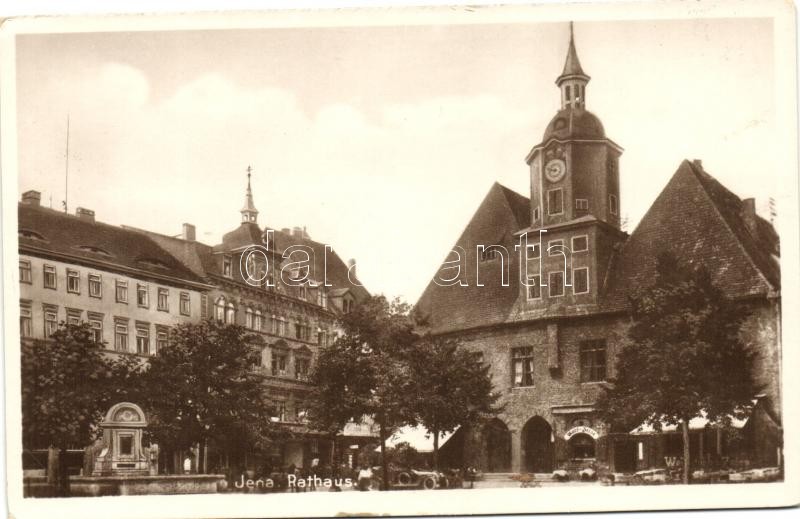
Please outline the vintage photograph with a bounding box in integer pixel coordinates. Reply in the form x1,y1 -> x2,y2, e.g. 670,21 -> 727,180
2,2 -> 798,517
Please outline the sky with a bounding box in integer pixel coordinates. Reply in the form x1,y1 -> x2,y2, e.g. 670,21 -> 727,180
15,17 -> 778,303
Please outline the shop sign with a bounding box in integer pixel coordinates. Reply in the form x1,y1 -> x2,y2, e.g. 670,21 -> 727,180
564,425 -> 600,440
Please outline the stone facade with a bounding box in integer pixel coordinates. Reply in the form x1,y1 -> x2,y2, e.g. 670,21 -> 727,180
416,25 -> 782,475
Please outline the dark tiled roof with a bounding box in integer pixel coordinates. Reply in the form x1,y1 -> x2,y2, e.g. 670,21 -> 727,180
140,221 -> 369,302
18,204 -> 206,286
417,161 -> 780,334
542,108 -> 605,142
415,182 -> 529,333
605,160 -> 779,309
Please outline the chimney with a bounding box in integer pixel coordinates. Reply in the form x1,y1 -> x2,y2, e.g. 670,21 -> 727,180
292,226 -> 304,238
75,207 -> 95,223
741,198 -> 758,238
692,159 -> 703,169
21,190 -> 41,207
182,223 -> 196,241
281,227 -> 291,234
347,258 -> 357,278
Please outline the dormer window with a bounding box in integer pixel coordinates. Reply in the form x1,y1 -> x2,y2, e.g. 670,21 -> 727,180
19,229 -> 46,241
75,245 -> 112,257
222,255 -> 232,278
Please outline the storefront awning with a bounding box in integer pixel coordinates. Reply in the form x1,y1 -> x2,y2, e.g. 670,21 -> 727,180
630,411 -> 748,435
378,426 -> 458,453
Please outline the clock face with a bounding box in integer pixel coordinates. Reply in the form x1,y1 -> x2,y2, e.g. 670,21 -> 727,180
545,159 -> 566,183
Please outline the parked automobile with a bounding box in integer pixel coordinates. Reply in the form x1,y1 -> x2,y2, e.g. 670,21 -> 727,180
372,467 -> 448,490
728,467 -> 781,483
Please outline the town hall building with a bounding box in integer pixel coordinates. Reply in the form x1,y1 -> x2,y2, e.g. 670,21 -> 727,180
416,25 -> 782,476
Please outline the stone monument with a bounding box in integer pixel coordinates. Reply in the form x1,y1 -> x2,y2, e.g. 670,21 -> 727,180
93,402 -> 149,476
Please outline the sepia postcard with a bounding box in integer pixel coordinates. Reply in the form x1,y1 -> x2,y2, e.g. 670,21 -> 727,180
1,1 -> 799,518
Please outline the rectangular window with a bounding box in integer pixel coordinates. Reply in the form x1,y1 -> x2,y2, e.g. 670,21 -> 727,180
479,246 -> 502,262
580,340 -> 607,382
119,435 -> 133,456
156,329 -> 168,353
527,276 -> 542,300
295,323 -> 302,340
136,325 -> 150,355
609,194 -> 618,215
528,242 -> 541,259
572,235 -> 588,252
88,274 -> 102,298
295,357 -> 310,380
66,270 -> 80,294
88,313 -> 103,343
157,288 -> 169,311
533,207 -> 540,221
549,271 -> 565,297
114,321 -> 129,352
511,347 -> 534,387
548,189 -> 564,215
43,264 -> 56,289
573,267 -> 589,294
575,198 -> 589,210
223,255 -> 232,277
548,239 -> 564,256
272,351 -> 287,376
275,402 -> 287,422
20,302 -> 33,338
115,280 -> 128,303
43,305 -> 58,338
137,284 -> 149,308
19,260 -> 32,284
66,308 -> 82,326
179,292 -> 190,316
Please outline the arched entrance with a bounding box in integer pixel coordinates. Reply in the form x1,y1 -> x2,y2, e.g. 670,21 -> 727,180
522,416 -> 554,473
482,418 -> 511,472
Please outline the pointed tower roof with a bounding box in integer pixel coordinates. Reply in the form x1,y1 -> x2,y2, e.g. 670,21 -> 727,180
556,22 -> 590,86
240,166 -> 259,224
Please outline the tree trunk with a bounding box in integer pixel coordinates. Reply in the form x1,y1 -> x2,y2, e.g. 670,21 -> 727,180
379,421 -> 388,491
58,446 -> 70,496
199,439 -> 207,474
433,428 -> 440,471
681,420 -> 690,485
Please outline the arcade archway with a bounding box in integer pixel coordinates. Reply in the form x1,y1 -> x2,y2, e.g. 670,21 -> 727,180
482,418 -> 511,472
522,416 -> 554,473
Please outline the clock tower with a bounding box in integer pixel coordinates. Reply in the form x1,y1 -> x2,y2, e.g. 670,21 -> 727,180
526,23 -> 623,231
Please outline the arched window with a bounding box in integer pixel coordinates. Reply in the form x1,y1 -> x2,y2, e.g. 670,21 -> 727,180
568,433 -> 596,459
215,298 -> 226,322
245,307 -> 254,329
226,303 -> 235,324
254,310 -> 262,332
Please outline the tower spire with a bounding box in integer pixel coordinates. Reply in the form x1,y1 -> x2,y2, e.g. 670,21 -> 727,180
556,22 -> 590,109
241,165 -> 259,224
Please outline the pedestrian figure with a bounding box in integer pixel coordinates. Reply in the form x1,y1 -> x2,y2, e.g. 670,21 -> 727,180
357,464 -> 372,491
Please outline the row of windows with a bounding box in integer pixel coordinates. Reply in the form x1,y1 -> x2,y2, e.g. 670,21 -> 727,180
532,191 -> 618,220
19,261 -> 191,316
511,340 -> 607,387
20,302 -> 168,356
215,298 -> 332,346
270,399 -> 310,423
479,235 -> 589,264
221,255 -> 329,308
527,267 -> 590,299
264,348 -> 312,380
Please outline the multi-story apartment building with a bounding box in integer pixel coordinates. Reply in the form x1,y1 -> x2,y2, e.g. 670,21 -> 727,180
132,173 -> 372,472
18,190 -> 210,357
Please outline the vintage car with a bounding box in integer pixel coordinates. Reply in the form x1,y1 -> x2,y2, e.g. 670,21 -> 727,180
392,469 -> 448,489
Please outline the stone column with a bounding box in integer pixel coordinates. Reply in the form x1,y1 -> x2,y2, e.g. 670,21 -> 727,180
510,428 -> 522,473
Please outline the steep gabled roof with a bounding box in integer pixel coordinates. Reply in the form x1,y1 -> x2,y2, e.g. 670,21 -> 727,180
18,204 -> 207,287
605,160 -> 780,309
415,182 -> 529,333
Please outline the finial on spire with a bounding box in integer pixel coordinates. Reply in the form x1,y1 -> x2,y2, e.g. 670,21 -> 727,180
556,21 -> 590,109
241,165 -> 259,224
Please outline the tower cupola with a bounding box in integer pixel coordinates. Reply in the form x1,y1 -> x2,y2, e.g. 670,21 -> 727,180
556,22 -> 590,110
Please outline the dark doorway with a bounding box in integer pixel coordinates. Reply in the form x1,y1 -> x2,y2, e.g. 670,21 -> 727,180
613,440 -> 637,473
522,416 -> 554,473
483,419 -> 511,472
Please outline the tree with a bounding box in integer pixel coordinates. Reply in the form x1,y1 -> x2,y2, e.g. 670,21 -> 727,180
596,252 -> 760,484
308,296 -> 418,490
139,319 -> 272,474
21,322 -> 139,495
407,336 -> 499,470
